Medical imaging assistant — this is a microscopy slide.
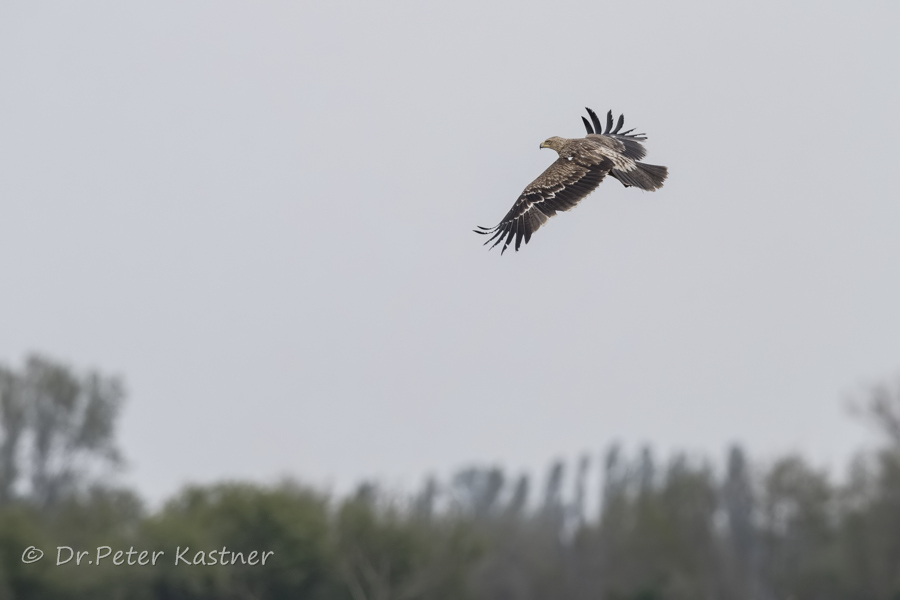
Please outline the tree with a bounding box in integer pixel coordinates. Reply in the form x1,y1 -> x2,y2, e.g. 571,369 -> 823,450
506,474 -> 529,516
0,355 -> 124,508
334,485 -> 478,600
0,367 -> 26,504
721,445 -> 760,600
451,467 -> 504,518
760,455 -> 839,599
840,375 -> 900,598
855,373 -> 900,448
145,481 -> 333,600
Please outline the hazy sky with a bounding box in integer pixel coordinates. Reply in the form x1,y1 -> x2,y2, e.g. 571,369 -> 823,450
1,2 -> 899,504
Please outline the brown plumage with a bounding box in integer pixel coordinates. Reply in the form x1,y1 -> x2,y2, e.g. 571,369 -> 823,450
475,108 -> 667,254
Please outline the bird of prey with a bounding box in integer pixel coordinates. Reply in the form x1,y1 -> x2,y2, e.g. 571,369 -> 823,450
475,107 -> 667,254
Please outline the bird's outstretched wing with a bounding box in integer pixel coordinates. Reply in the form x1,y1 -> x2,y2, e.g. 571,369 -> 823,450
581,107 -> 647,161
474,155 -> 613,254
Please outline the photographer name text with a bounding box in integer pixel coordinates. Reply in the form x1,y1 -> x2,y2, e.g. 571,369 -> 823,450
21,545 -> 274,566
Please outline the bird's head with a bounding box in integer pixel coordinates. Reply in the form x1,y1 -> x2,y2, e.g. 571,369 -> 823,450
539,137 -> 566,153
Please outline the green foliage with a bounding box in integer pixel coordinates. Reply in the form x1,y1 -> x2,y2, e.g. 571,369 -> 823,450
334,485 -> 481,600
0,487 -> 147,600
144,482 -> 333,600
0,505 -> 51,600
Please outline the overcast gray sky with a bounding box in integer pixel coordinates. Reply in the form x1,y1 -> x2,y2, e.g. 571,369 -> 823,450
1,1 -> 899,504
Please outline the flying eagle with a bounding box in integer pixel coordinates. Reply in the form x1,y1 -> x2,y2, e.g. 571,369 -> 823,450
474,108 -> 667,254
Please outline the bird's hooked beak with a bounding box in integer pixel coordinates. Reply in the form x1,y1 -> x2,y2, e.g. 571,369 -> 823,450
539,141 -> 548,149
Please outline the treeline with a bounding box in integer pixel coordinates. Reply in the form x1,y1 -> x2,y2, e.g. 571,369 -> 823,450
2,356 -> 900,600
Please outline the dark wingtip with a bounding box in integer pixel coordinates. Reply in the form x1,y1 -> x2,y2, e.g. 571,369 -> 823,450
605,110 -> 613,134
581,116 -> 594,135
586,107 -> 603,134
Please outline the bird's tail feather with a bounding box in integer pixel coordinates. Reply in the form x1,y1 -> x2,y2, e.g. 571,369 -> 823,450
611,162 -> 668,191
